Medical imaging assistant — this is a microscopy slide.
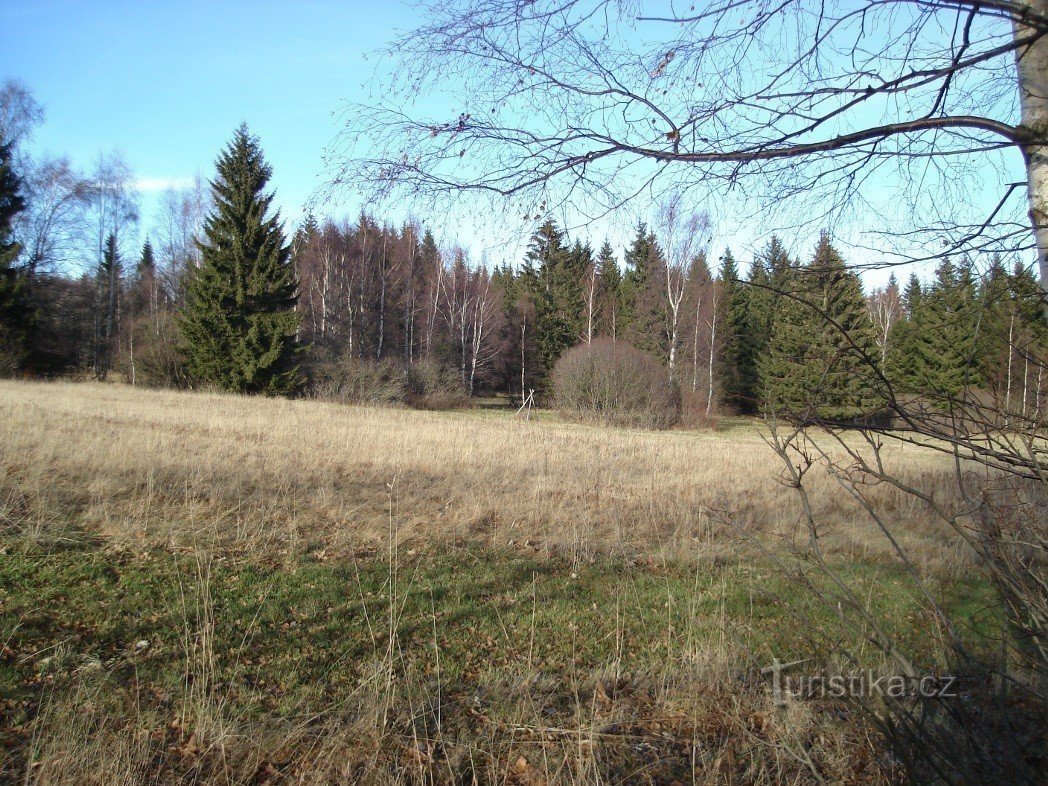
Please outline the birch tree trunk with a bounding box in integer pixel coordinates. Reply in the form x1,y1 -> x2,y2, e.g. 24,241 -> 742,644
1017,0 -> 1048,291
585,264 -> 596,345
320,246 -> 330,337
1006,314 -> 1015,416
129,323 -> 135,387
377,236 -> 387,360
706,294 -> 717,417
691,291 -> 702,393
426,261 -> 443,358
520,315 -> 527,405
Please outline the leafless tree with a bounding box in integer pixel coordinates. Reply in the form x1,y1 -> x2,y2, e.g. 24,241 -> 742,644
86,153 -> 138,380
327,3 -> 1048,778
0,79 -> 44,153
154,178 -> 208,303
868,275 -> 904,364
656,192 -> 709,379
328,0 -> 1048,289
583,255 -> 598,345
2,83 -> 91,284
13,157 -> 92,280
440,247 -> 504,392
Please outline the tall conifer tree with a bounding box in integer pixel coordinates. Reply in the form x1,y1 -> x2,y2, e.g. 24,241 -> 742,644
761,233 -> 880,421
905,258 -> 984,396
179,124 -> 302,395
619,222 -> 665,355
0,135 -> 28,371
594,240 -> 621,338
521,219 -> 581,390
719,249 -> 755,411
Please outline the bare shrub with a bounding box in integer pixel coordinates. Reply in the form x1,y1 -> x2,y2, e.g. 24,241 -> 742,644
0,339 -> 21,378
115,312 -> 189,389
680,388 -> 720,430
553,338 -> 681,429
404,357 -> 469,410
308,351 -> 404,406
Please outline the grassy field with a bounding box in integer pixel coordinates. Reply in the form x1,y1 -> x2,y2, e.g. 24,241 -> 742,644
0,382 -> 991,784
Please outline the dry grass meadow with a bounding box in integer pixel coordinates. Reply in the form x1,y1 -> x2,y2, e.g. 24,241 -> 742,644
0,381 -> 990,784
0,380 -> 965,567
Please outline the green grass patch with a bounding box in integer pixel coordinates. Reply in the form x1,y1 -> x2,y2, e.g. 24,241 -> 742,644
0,542 -> 993,727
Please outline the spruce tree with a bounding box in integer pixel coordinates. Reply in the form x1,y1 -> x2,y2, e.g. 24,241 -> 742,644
760,233 -> 880,422
718,251 -> 774,414
885,273 -> 921,386
743,256 -> 774,402
594,240 -> 621,338
719,249 -> 754,412
131,240 -> 158,324
179,124 -> 302,395
619,222 -> 665,355
908,258 -> 983,396
0,134 -> 29,372
521,219 -> 581,390
138,239 -> 156,275
760,235 -> 793,281
903,273 -> 923,314
93,233 -> 123,379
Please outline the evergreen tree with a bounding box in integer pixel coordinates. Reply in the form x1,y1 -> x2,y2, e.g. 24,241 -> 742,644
1009,260 -> 1048,338
760,235 -> 793,281
178,124 -> 302,395
906,258 -> 984,396
594,240 -> 621,338
0,134 -> 29,372
1001,261 -> 1048,411
719,249 -> 754,411
717,251 -> 774,414
619,222 -> 666,356
975,256 -> 1013,390
903,273 -> 923,313
93,233 -> 123,379
743,256 -> 775,400
885,272 -> 921,386
130,240 -> 158,325
520,219 -> 582,390
138,239 -> 156,275
760,233 -> 880,421
294,213 -> 319,252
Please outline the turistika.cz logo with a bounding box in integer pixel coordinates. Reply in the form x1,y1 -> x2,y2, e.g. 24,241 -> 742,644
761,657 -> 958,706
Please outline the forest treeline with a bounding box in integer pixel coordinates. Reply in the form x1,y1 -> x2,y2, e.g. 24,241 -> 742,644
2,82 -> 1046,423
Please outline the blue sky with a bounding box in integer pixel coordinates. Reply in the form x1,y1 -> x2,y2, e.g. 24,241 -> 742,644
1,0 -> 406,231
1,1 -> 1031,283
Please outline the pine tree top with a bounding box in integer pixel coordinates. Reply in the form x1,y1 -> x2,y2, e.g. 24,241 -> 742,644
760,235 -> 793,279
204,123 -> 280,246
719,248 -> 739,282
138,240 -> 156,273
0,137 -> 25,268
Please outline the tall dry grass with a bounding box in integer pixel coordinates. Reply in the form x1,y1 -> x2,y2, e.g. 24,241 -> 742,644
1,380 -> 983,784
0,380 -> 966,571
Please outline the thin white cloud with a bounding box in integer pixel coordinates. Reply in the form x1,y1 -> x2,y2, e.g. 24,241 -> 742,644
134,176 -> 196,193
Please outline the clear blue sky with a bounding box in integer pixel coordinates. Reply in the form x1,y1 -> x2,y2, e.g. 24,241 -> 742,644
1,0 -> 409,231
1,0 -> 1030,284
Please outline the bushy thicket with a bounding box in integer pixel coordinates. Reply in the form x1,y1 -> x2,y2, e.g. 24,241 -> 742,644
308,350 -> 468,410
113,313 -> 189,389
404,358 -> 470,410
552,338 -> 681,429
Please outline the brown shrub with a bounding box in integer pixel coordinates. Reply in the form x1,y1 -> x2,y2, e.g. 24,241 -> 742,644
680,388 -> 721,429
309,352 -> 404,406
404,358 -> 469,410
552,338 -> 680,429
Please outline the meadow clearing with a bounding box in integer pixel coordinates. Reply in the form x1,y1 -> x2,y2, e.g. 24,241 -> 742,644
0,381 -> 990,784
